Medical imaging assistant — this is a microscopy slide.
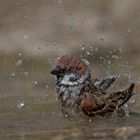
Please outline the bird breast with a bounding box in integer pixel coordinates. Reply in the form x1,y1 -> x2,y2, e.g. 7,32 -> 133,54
57,85 -> 83,106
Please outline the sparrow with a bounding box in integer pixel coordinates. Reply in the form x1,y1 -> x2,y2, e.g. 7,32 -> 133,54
50,55 -> 135,118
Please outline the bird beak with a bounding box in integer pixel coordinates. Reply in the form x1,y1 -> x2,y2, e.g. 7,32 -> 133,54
50,65 -> 63,76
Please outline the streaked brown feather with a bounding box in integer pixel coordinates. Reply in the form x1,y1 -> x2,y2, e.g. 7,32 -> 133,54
80,83 -> 135,116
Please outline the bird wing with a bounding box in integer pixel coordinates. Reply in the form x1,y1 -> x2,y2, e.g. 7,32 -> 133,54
92,73 -> 118,92
80,83 -> 135,117
80,92 -> 117,116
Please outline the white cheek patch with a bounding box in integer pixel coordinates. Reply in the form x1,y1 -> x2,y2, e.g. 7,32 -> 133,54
60,70 -> 90,86
61,74 -> 78,86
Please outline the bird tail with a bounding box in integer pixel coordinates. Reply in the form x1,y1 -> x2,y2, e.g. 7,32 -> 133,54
108,83 -> 135,108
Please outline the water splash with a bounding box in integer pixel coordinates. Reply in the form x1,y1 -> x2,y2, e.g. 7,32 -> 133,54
34,81 -> 38,85
80,42 -> 95,57
15,59 -> 23,67
16,99 -> 24,109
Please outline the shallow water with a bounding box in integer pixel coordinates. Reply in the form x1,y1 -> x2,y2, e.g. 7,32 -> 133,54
0,88 -> 140,140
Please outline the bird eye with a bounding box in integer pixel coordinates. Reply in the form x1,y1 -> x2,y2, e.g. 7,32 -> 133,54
69,76 -> 77,82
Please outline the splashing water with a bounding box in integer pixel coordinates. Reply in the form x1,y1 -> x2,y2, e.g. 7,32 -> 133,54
16,99 -> 24,109
15,59 -> 23,67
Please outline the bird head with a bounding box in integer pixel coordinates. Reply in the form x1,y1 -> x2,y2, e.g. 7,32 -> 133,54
51,55 -> 90,86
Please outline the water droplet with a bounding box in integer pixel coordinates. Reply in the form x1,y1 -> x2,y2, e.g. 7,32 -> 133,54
112,55 -> 119,60
57,56 -> 60,60
45,85 -> 49,88
18,53 -> 22,56
16,2 -> 20,6
108,60 -> 111,64
109,51 -> 113,54
45,94 -> 49,97
24,34 -> 28,39
11,72 -> 16,77
99,56 -> 103,60
110,22 -> 113,26
65,114 -> 68,118
88,118 -> 92,122
15,59 -> 23,66
128,29 -> 131,33
17,100 -> 24,109
53,41 -> 57,46
26,106 -> 30,109
119,48 -> 123,53
24,15 -> 28,19
80,44 -> 85,51
94,47 -> 98,52
24,71 -> 29,76
58,0 -> 62,3
48,58 -> 52,64
130,99 -> 135,104
124,72 -> 131,81
34,81 -> 38,85
128,66 -> 132,69
86,51 -> 90,55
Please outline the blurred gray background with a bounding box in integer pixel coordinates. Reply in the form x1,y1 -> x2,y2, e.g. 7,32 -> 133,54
1,0 -> 140,55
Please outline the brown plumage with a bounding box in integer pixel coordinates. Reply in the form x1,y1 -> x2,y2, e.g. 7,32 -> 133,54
58,55 -> 88,76
51,55 -> 135,117
80,83 -> 135,117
